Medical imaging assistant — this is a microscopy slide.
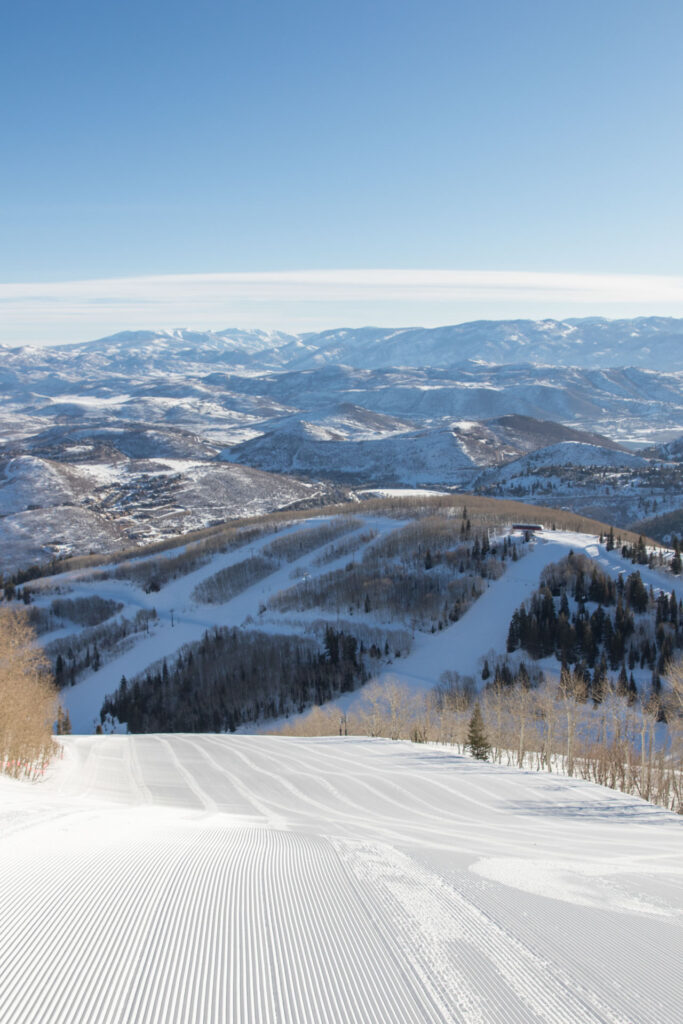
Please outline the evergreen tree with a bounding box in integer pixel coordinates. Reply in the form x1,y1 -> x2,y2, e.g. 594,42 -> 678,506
669,589 -> 678,625
467,703 -> 490,761
506,610 -> 521,652
324,625 -> 340,664
636,535 -> 648,565
628,672 -> 638,704
626,571 -> 648,613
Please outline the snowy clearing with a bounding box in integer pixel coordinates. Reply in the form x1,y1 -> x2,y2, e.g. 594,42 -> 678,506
1,735 -> 681,1023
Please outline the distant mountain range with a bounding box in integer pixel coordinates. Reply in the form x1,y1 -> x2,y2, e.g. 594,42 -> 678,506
1,316 -> 683,569
3,315 -> 683,372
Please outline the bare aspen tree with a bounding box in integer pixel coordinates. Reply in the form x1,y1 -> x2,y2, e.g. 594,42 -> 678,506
557,668 -> 586,776
384,680 -> 413,740
641,694 -> 660,803
663,657 -> 683,715
0,607 -> 58,778
409,692 -> 434,744
513,684 -> 536,768
622,702 -> 640,795
537,681 -> 561,772
482,679 -> 506,764
667,718 -> 683,812
358,681 -> 388,737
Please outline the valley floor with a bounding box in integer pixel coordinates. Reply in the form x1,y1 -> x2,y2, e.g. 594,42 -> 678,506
1,735 -> 681,1023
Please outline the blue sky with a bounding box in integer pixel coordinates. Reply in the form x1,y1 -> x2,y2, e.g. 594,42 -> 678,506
3,0 -> 683,343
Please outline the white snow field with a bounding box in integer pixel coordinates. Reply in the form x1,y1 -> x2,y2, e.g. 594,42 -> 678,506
1,735 -> 682,1024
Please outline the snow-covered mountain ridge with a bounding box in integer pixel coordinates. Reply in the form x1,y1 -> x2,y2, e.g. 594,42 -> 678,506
6,315 -> 683,371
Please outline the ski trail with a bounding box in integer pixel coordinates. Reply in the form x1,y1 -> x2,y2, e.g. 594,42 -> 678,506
1,735 -> 681,1023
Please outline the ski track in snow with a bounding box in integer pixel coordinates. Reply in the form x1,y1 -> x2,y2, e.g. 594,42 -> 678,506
1,735 -> 681,1024
373,530 -> 679,696
56,515 -> 402,732
55,520 -> 678,733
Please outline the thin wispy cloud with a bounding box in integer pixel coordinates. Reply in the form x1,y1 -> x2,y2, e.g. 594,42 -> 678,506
2,269 -> 683,346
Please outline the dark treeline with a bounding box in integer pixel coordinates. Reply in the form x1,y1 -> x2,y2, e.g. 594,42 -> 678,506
192,553 -> 278,605
100,625 -> 370,732
270,517 -> 520,631
618,530 -> 682,575
269,566 -> 488,631
261,518 -> 360,563
107,523 -> 274,592
27,596 -> 123,636
48,608 -> 157,688
507,553 -> 682,703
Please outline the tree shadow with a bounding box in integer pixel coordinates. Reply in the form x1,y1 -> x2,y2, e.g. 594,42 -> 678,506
503,798 -> 680,825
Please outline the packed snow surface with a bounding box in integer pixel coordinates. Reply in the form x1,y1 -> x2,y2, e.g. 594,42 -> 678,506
1,735 -> 681,1023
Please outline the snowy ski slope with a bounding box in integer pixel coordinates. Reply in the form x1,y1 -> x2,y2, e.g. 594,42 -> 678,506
1,735 -> 681,1023
50,518 -> 676,733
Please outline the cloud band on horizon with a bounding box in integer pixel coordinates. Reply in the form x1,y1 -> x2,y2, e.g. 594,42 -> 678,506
2,269 -> 683,346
